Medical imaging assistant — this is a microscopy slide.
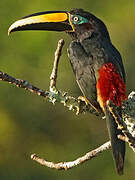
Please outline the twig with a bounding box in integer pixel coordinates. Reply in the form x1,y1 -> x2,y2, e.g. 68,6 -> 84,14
31,141 -> 111,170
0,71 -> 49,97
50,39 -> 65,88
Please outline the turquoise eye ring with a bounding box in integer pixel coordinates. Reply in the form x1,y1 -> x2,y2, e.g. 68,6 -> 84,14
71,15 -> 88,25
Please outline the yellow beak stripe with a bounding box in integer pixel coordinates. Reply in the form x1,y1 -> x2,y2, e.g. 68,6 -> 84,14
67,13 -> 75,32
8,12 -> 68,35
36,12 -> 68,22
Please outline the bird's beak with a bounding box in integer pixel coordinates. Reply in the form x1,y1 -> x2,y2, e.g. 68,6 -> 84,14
8,11 -> 74,35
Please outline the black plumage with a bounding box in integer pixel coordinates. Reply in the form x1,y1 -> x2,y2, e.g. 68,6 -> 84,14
8,8 -> 127,175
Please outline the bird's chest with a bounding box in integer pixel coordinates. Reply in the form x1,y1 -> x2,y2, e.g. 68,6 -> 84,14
68,40 -> 108,81
68,41 -> 94,78
82,39 -> 110,79
82,39 -> 107,64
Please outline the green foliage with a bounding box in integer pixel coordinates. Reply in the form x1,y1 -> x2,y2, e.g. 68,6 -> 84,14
0,0 -> 135,179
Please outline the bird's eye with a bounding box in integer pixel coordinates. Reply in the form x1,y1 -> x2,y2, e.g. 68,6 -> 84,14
73,16 -> 80,22
71,15 -> 88,25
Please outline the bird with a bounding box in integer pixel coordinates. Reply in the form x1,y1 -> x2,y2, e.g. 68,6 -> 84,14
8,8 -> 127,175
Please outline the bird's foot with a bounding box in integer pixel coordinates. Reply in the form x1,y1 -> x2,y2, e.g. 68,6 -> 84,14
78,96 -> 89,105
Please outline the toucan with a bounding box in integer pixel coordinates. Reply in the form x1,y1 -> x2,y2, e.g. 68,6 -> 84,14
8,8 -> 127,175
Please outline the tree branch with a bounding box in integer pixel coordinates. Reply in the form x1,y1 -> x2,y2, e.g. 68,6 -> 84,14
31,141 -> 111,170
0,39 -> 135,170
0,71 -> 49,97
0,40 -> 98,116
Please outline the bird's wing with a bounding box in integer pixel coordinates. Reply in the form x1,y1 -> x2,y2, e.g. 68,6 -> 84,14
104,41 -> 126,83
68,41 -> 101,111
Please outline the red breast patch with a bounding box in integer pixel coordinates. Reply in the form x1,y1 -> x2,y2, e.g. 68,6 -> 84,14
96,63 -> 127,108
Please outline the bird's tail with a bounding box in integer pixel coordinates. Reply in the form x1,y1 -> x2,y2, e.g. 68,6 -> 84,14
105,107 -> 125,175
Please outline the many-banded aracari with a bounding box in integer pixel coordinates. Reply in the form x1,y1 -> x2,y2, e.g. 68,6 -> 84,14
8,9 -> 127,175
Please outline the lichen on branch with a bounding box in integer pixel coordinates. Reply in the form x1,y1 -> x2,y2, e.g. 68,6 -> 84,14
0,39 -> 135,170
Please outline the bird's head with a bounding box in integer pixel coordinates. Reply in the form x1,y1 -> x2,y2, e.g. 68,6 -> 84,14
8,9 -> 110,41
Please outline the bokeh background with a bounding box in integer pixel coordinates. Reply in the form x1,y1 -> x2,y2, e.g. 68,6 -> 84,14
0,0 -> 135,179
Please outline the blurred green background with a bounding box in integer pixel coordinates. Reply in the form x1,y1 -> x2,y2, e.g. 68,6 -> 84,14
0,0 -> 135,179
